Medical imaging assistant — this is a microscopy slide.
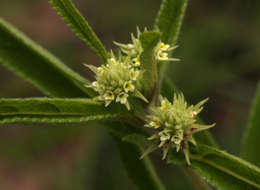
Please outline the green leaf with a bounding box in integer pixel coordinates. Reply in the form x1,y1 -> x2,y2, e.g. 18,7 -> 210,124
154,0 -> 188,79
169,144 -> 260,190
0,18 -> 95,98
49,0 -> 108,64
140,31 -> 161,100
154,0 -> 188,45
106,121 -> 165,190
242,82 -> 260,167
0,98 -> 127,124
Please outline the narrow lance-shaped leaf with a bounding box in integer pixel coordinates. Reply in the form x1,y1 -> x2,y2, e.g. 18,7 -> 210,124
242,82 -> 260,167
154,0 -> 188,78
140,31 -> 161,100
106,121 -> 166,190
169,144 -> 260,190
0,18 -> 95,98
49,0 -> 108,64
0,98 -> 128,124
154,0 -> 188,45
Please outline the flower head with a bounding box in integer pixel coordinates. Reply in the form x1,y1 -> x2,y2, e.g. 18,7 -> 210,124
142,93 -> 215,165
85,53 -> 146,110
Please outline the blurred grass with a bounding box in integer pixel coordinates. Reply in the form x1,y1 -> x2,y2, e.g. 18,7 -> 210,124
0,0 -> 259,189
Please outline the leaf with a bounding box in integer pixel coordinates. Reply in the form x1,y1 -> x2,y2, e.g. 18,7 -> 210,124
154,0 -> 188,45
49,0 -> 108,64
139,31 -> 161,100
169,144 -> 260,190
154,0 -> 188,79
106,121 -> 165,190
0,18 -> 95,98
0,98 -> 127,124
242,82 -> 260,167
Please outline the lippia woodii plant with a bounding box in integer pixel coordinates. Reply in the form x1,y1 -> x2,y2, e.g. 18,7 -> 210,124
0,0 -> 260,189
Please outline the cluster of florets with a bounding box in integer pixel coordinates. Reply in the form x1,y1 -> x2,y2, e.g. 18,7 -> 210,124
142,94 -> 215,164
85,29 -> 147,110
154,42 -> 180,62
115,27 -> 179,66
86,28 -> 179,110
85,55 -> 147,110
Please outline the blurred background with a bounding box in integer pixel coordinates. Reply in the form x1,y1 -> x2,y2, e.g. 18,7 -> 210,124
0,0 -> 259,189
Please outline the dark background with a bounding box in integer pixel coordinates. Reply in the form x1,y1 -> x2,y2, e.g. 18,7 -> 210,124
0,0 -> 259,189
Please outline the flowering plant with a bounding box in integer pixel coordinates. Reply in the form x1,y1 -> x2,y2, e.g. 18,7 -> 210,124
0,0 -> 260,189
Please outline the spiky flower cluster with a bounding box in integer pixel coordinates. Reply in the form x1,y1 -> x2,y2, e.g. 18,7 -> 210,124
86,28 -> 178,110
85,56 -> 147,110
142,94 -> 215,164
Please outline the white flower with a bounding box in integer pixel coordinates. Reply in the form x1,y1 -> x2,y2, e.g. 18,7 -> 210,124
171,135 -> 182,145
159,130 -> 171,141
124,81 -> 135,92
116,92 -> 128,104
191,111 -> 198,118
108,58 -> 118,65
159,42 -> 170,51
129,70 -> 139,81
92,81 -> 99,88
160,100 -> 167,110
133,57 -> 141,67
149,120 -> 160,128
104,91 -> 115,101
157,50 -> 169,60
97,67 -> 104,74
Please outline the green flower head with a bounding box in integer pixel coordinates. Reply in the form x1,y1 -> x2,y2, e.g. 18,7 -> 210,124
85,56 -> 147,110
142,93 -> 215,165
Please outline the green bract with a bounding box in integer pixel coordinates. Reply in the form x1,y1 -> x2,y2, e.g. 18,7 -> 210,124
142,93 -> 215,165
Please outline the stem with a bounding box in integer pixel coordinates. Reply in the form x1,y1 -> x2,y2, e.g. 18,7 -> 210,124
182,167 -> 212,190
150,50 -> 159,106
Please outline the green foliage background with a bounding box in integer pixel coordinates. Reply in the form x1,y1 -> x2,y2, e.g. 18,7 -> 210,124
0,0 -> 259,189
